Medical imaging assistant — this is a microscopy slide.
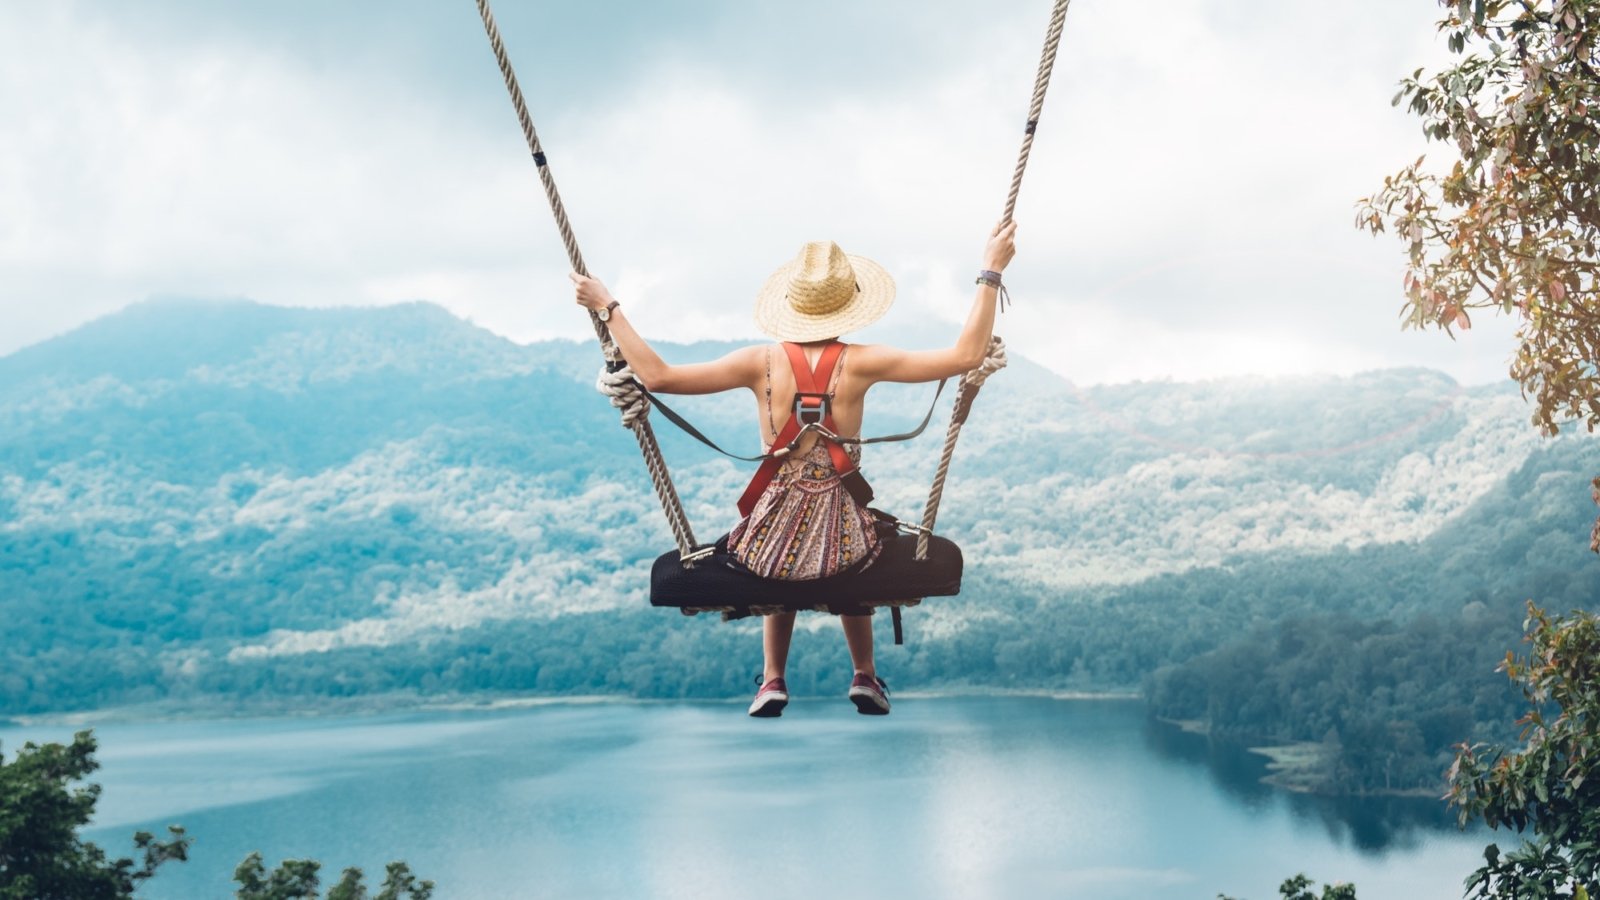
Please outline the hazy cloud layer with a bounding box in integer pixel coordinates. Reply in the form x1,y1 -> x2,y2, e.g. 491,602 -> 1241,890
3,0 -> 1522,384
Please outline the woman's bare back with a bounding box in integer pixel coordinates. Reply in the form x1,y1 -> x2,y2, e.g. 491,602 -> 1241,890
754,341 -> 867,455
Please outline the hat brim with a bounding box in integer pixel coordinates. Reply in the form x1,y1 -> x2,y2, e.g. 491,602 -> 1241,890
753,254 -> 896,342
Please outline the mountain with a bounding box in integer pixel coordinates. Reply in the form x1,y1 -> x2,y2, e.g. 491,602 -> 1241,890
2,298 -> 1596,730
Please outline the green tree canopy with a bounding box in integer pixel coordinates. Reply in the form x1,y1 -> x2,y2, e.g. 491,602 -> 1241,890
0,729 -> 432,900
1219,873 -> 1359,900
0,730 -> 188,900
1358,0 -> 1600,548
233,853 -> 434,900
1448,604 -> 1600,898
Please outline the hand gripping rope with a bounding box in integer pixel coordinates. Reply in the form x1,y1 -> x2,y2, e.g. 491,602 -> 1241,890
472,0 -> 1072,630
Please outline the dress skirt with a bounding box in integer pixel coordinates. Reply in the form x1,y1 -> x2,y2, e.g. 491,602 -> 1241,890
726,442 -> 885,580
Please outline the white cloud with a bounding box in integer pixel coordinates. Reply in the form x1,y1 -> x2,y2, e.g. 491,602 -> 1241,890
1,0 -> 1522,386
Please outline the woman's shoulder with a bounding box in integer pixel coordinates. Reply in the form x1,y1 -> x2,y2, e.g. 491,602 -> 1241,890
835,341 -> 897,372
836,340 -> 893,357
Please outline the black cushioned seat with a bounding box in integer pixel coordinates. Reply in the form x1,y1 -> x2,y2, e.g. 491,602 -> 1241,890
650,531 -> 963,620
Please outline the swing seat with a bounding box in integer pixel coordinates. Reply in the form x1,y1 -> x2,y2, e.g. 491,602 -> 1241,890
649,530 -> 963,620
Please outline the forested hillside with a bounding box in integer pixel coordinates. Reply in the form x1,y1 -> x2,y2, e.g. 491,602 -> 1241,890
3,298 -> 1595,793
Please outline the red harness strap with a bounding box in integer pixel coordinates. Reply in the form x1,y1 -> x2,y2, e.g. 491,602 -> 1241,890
736,341 -> 858,518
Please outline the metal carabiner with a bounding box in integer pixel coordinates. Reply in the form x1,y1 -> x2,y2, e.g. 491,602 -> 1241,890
792,391 -> 832,426
776,420 -> 848,458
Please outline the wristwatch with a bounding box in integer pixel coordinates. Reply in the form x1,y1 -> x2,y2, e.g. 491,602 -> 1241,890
597,300 -> 620,322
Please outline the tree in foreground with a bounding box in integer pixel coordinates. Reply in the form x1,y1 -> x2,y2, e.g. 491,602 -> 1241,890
0,728 -> 432,900
1447,603 -> 1600,899
1357,0 -> 1600,550
1219,873 -> 1358,900
234,853 -> 433,900
1220,605 -> 1600,899
0,730 -> 188,900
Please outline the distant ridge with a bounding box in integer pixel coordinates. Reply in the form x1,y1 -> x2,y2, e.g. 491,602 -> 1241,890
1,296 -> 1593,718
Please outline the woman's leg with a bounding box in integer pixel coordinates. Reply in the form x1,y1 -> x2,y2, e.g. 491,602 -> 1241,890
763,611 -> 798,683
840,614 -> 875,678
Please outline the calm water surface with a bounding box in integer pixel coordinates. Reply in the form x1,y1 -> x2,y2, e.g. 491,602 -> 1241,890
1,697 -> 1489,899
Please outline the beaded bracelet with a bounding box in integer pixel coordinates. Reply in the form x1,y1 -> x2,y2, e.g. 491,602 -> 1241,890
976,269 -> 1010,312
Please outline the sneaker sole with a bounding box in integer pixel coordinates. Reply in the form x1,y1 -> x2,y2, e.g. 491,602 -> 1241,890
748,693 -> 789,718
848,687 -> 890,715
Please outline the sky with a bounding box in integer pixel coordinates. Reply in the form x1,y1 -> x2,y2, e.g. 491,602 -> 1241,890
0,0 -> 1524,386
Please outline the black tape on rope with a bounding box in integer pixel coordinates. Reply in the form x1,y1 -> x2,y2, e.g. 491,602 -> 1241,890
1025,119 -> 1038,135
532,150 -> 547,167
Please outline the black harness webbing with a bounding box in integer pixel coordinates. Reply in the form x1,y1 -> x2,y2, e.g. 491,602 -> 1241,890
631,365 -> 950,647
622,366 -> 950,464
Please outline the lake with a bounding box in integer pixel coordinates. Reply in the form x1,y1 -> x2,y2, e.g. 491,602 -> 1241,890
1,697 -> 1491,899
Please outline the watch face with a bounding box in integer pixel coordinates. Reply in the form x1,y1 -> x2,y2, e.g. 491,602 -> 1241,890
597,307 -> 610,322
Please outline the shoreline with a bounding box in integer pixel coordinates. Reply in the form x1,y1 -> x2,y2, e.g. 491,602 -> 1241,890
1,686 -> 1143,729
1155,715 -> 1446,800
10,696 -> 1451,803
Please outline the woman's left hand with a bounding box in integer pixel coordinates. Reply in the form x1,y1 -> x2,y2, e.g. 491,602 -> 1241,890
568,271 -> 615,311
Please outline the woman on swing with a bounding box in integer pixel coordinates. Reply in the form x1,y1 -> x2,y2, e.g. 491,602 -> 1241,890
570,219 -> 1018,717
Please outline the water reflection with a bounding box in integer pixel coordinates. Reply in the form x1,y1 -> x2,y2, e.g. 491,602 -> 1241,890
1141,713 -> 1482,852
3,698 -> 1490,900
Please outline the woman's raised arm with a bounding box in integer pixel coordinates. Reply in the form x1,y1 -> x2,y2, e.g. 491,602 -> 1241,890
851,220 -> 1018,385
569,272 -> 763,395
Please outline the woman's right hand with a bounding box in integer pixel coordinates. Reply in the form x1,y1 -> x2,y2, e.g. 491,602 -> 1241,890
982,219 -> 1019,273
569,271 -> 617,311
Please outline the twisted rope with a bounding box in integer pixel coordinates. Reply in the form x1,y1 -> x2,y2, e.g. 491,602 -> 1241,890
915,0 -> 1069,560
597,364 -> 651,428
1003,0 -> 1071,226
474,0 -> 698,558
476,0 -> 1067,573
916,338 -> 1008,559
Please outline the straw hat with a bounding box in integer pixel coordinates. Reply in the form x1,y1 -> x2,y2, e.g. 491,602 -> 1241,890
753,241 -> 895,342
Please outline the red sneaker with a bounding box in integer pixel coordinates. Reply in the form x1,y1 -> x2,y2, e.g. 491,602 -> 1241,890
748,676 -> 789,717
848,673 -> 890,715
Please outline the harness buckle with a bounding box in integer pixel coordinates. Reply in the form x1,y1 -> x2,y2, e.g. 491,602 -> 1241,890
792,391 -> 831,426
680,544 -> 717,566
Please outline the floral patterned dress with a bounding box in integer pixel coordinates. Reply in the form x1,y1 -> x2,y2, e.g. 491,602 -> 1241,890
725,345 -> 884,580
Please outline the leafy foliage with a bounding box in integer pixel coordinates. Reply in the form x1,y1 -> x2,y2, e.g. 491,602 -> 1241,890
1591,475 -> 1600,554
233,853 -> 433,900
1219,873 -> 1358,900
1358,0 -> 1600,542
0,730 -> 432,899
1448,604 -> 1600,899
0,730 -> 189,900
1146,610 -> 1525,795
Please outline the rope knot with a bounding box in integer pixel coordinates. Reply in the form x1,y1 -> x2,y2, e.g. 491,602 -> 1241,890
596,364 -> 650,428
962,337 -> 1009,389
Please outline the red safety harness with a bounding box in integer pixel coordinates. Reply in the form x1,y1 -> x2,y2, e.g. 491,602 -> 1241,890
736,341 -> 866,518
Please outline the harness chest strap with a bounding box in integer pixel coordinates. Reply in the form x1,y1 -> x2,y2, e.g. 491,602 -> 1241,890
736,341 -> 861,518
